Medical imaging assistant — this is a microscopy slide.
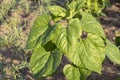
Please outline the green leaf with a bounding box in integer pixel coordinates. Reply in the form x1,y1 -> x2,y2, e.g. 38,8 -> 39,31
76,0 -> 86,10
63,64 -> 81,80
55,19 -> 82,66
56,18 -> 82,53
79,34 -> 105,73
80,68 -> 91,80
56,27 -> 67,53
81,12 -> 105,38
67,1 -> 77,12
42,23 -> 62,46
53,17 -> 63,22
49,5 -> 66,17
87,34 -> 106,62
67,0 -> 84,19
30,44 -> 62,77
68,0 -> 85,11
69,19 -> 82,36
67,1 -> 78,19
26,14 -> 51,49
105,40 -> 120,64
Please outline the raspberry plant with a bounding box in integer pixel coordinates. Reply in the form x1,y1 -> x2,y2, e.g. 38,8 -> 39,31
26,0 -> 120,80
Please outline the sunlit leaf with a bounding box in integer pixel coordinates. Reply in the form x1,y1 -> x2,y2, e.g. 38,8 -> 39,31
49,5 -> 66,17
79,34 -> 105,73
80,68 -> 91,80
81,13 -> 105,38
63,64 -> 81,80
105,40 -> 120,64
26,14 -> 51,49
30,44 -> 62,77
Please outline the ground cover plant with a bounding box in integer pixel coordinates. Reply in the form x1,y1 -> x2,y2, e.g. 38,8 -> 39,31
82,0 -> 110,16
26,0 -> 120,80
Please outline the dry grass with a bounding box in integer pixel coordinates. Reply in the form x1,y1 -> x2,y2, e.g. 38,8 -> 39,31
0,0 -> 52,79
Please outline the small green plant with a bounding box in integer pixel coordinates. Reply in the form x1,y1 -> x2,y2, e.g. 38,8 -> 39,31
53,0 -> 110,16
26,0 -> 120,80
82,0 -> 110,16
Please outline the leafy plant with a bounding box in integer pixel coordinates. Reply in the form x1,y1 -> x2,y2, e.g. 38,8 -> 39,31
51,0 -> 110,16
82,0 -> 110,16
26,0 -> 120,80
